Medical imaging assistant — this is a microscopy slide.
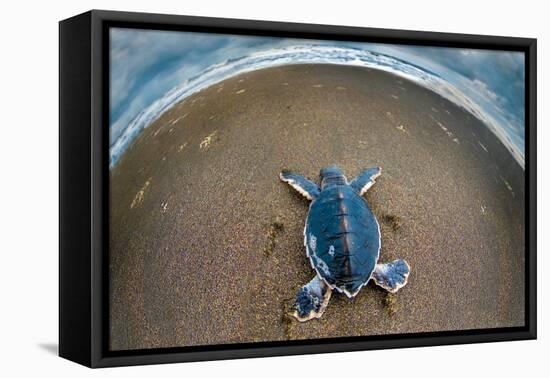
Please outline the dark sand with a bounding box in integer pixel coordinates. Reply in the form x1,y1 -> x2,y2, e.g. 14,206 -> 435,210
109,64 -> 525,351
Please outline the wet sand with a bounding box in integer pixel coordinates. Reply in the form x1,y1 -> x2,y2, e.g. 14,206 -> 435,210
109,64 -> 525,351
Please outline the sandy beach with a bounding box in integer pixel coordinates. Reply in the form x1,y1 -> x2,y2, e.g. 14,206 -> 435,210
109,64 -> 525,351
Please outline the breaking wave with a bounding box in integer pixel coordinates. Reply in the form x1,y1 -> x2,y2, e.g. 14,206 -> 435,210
109,45 -> 524,169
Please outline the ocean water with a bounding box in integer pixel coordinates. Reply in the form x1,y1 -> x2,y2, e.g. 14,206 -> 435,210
109,45 -> 524,169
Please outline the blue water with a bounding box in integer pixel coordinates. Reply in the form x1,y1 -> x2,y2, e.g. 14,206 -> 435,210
109,45 -> 524,169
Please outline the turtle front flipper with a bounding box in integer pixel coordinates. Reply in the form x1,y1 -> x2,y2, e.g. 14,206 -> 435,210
293,276 -> 332,322
371,259 -> 410,293
350,167 -> 382,195
280,170 -> 320,200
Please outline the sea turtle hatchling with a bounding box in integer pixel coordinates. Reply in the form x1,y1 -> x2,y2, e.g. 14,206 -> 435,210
280,166 -> 410,322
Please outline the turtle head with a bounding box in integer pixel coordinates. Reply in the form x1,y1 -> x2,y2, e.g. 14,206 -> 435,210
320,166 -> 346,189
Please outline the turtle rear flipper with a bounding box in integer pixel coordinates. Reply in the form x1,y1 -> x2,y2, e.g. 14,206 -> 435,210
371,259 -> 410,293
350,167 -> 382,195
280,170 -> 320,200
293,276 -> 332,322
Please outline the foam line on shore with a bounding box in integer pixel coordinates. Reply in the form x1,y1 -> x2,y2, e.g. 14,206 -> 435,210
109,45 -> 524,169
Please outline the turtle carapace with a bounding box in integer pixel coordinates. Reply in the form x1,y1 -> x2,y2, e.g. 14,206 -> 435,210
280,166 -> 410,322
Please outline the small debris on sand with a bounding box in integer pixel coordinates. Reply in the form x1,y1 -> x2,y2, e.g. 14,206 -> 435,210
396,125 -> 407,133
478,141 -> 489,152
170,114 -> 187,125
235,89 -> 246,94
200,131 -> 218,150
500,176 -> 515,197
130,179 -> 150,209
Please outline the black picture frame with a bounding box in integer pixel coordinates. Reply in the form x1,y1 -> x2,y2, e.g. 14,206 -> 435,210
59,9 -> 537,368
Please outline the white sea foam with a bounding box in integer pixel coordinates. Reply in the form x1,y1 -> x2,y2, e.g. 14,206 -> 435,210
109,45 -> 524,169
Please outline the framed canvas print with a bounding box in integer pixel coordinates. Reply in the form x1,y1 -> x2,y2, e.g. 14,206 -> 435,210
59,10 -> 537,368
